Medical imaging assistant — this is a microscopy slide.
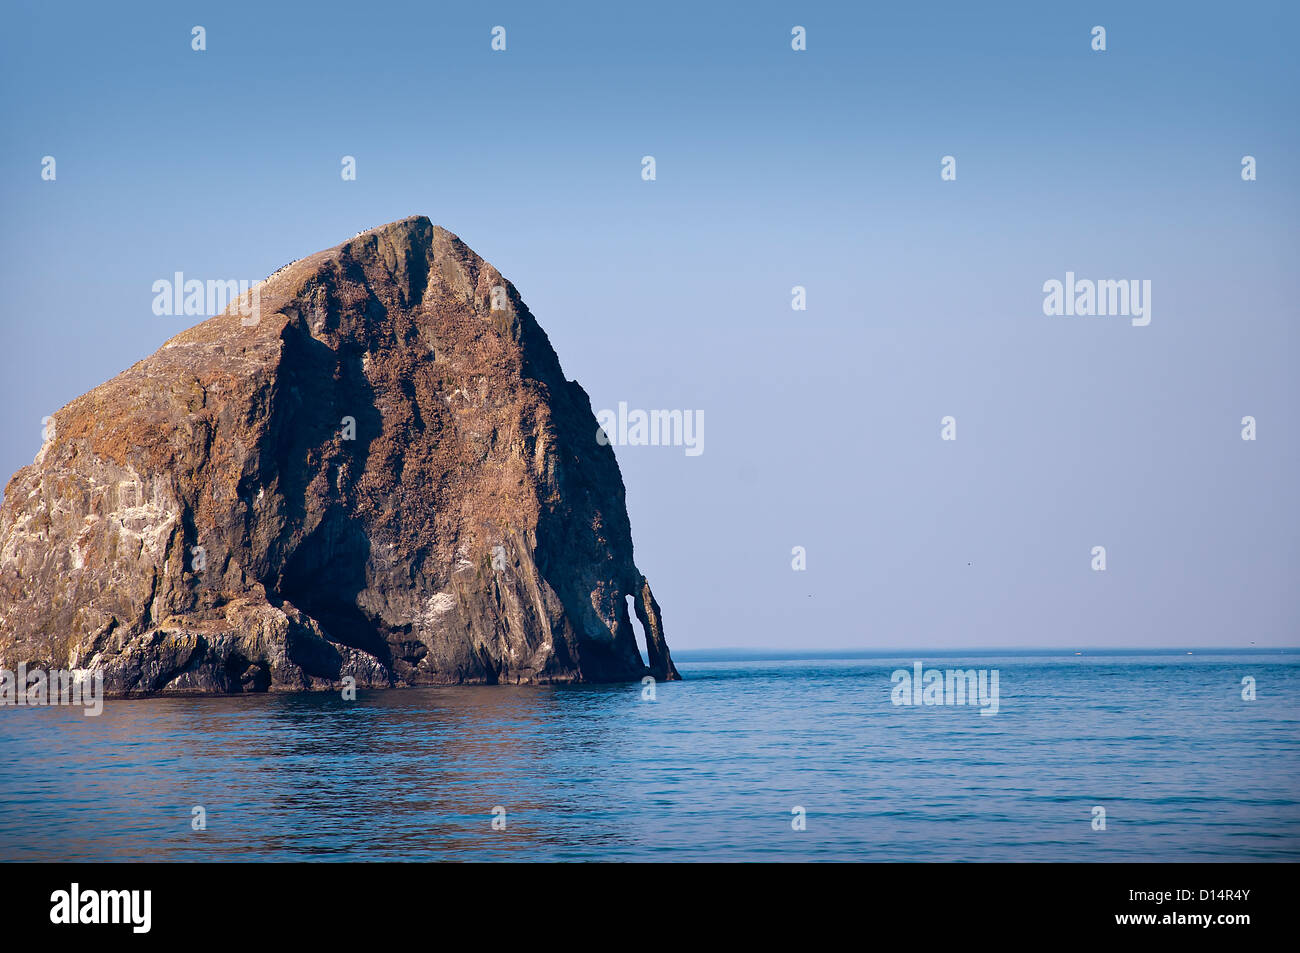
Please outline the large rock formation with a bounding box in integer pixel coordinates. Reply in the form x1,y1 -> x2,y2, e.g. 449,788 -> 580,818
0,217 -> 679,694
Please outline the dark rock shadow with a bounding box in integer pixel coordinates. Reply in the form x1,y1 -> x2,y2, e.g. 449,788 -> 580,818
264,314 -> 391,670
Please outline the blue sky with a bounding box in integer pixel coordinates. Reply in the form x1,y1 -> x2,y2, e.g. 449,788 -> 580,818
2,1 -> 1297,649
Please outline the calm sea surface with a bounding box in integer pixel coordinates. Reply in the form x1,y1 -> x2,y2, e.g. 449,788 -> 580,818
1,653 -> 1296,861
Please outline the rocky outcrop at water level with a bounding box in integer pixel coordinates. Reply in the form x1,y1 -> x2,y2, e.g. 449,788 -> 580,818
0,216 -> 680,695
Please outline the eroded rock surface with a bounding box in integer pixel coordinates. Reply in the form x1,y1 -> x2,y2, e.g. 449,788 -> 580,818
0,216 -> 679,693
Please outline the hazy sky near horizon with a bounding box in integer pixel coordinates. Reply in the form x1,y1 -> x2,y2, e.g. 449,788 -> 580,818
1,1 -> 1297,650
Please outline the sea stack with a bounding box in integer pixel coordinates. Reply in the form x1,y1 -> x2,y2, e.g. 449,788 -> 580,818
0,216 -> 679,693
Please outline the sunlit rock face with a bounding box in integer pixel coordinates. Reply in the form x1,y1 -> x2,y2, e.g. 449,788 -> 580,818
0,216 -> 679,694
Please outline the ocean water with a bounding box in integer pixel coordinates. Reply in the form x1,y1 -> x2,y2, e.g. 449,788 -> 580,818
0,653 -> 1296,862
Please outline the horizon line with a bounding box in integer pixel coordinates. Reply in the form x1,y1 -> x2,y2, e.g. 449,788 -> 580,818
671,646 -> 1296,658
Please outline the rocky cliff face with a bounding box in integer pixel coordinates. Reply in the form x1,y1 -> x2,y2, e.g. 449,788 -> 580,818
0,216 -> 679,694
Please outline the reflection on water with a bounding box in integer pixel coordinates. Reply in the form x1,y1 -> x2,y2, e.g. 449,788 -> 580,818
1,656 -> 1298,861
